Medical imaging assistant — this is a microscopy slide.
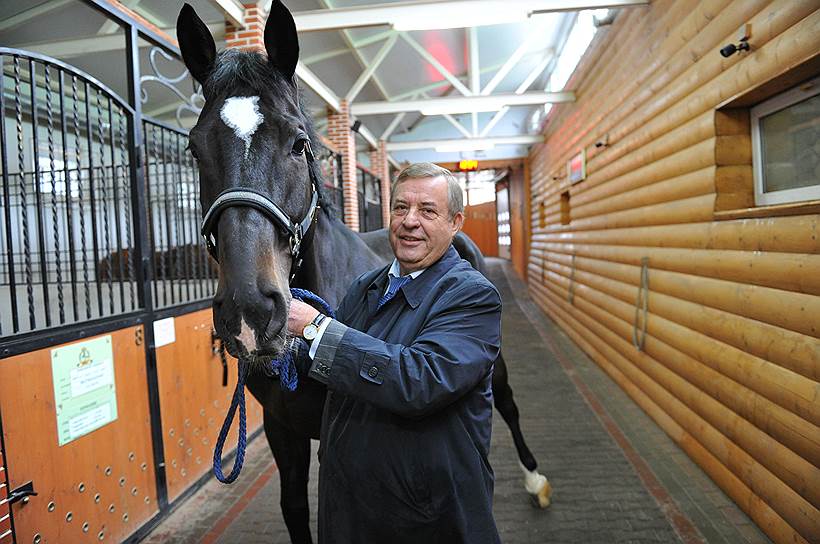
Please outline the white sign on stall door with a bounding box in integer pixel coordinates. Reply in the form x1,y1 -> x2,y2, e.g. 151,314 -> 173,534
153,317 -> 176,347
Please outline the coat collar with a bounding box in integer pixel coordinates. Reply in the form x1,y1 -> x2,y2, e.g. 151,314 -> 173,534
368,245 -> 460,309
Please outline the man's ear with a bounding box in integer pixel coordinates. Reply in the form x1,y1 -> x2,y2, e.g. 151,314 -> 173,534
451,211 -> 465,233
264,0 -> 299,81
177,3 -> 216,86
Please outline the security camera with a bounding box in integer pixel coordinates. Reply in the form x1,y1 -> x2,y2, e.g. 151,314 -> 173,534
720,40 -> 750,58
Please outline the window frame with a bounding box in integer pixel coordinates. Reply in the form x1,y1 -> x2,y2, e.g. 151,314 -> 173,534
751,75 -> 820,206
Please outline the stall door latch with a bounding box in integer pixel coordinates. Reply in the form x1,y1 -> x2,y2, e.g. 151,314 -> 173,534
8,481 -> 38,505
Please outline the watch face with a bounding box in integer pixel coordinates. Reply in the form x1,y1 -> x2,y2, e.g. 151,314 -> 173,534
303,323 -> 319,340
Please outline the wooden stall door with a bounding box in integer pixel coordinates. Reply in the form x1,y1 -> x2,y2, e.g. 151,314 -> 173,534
154,310 -> 264,502
462,201 -> 499,258
0,327 -> 158,544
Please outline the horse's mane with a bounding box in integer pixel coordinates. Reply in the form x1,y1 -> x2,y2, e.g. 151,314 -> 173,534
206,49 -> 337,218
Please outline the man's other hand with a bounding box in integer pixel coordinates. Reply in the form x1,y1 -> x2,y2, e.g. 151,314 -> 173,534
287,299 -> 320,337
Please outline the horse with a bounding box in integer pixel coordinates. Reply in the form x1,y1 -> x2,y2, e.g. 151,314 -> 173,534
176,3 -> 551,542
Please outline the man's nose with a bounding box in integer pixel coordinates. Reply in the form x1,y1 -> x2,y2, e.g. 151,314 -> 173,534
402,207 -> 422,226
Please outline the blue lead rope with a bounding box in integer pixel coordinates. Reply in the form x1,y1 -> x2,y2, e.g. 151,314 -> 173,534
212,288 -> 335,483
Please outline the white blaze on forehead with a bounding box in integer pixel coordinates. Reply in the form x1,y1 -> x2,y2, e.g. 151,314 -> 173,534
220,96 -> 263,157
236,317 -> 257,353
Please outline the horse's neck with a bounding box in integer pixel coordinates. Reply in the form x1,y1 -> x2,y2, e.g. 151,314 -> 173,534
295,212 -> 384,308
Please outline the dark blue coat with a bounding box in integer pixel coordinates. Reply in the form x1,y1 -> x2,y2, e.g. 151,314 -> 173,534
307,245 -> 502,543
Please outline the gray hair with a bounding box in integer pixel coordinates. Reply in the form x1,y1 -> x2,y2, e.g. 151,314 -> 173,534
391,162 -> 464,219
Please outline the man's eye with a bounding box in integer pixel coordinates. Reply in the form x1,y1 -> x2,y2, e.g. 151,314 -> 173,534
392,205 -> 408,214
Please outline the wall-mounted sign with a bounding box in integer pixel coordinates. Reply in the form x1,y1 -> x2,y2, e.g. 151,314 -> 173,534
51,335 -> 118,446
459,159 -> 479,171
153,316 -> 176,348
567,150 -> 586,184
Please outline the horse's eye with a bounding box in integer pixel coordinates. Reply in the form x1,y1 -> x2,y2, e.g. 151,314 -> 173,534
292,138 -> 306,156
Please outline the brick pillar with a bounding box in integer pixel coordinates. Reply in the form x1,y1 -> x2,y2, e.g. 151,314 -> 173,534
369,140 -> 391,227
326,100 -> 359,231
224,2 -> 266,52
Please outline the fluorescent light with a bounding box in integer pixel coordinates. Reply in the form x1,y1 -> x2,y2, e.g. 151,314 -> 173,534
435,141 -> 497,153
392,7 -> 531,31
420,104 -> 500,116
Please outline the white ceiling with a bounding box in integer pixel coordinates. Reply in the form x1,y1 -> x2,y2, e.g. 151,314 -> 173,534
0,0 -> 638,165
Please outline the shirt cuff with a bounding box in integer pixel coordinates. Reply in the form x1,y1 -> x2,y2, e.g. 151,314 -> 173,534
308,319 -> 349,384
307,316 -> 333,359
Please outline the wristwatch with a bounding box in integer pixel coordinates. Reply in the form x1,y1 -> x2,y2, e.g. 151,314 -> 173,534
302,313 -> 327,341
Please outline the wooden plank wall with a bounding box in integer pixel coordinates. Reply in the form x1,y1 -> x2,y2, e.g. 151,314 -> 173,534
462,201 -> 499,257
526,2 -> 820,544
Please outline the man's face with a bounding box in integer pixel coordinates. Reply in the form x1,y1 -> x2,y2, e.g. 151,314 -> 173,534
389,175 -> 464,275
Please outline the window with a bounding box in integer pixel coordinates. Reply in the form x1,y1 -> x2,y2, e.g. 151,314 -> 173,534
751,76 -> 820,206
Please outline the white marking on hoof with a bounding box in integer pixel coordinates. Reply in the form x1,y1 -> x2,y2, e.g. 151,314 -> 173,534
220,96 -> 263,158
236,317 -> 257,353
519,462 -> 552,508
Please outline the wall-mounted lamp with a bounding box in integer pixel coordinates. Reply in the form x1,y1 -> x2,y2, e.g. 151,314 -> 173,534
350,120 -> 362,133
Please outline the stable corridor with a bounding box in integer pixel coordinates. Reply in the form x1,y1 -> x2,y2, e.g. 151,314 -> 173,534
143,260 -> 769,544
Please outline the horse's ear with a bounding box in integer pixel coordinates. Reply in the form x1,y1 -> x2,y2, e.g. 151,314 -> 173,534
177,3 -> 216,87
264,0 -> 299,81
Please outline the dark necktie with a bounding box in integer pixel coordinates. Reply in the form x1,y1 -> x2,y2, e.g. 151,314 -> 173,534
377,275 -> 412,310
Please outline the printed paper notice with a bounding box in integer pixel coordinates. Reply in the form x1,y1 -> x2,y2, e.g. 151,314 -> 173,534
153,317 -> 176,348
51,335 -> 118,446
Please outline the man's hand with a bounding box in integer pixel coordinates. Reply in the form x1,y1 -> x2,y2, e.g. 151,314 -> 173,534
287,299 -> 320,337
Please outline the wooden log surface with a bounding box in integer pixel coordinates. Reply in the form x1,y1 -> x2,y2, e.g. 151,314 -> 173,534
534,284 -> 816,544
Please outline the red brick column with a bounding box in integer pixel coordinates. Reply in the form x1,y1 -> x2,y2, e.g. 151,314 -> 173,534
224,3 -> 266,52
369,140 -> 391,226
326,100 -> 359,231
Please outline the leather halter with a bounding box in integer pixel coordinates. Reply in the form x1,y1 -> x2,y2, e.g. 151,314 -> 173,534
200,140 -> 320,280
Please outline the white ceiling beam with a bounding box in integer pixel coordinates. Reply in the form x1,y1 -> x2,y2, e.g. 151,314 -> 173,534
207,0 -> 246,28
386,135 -> 544,151
296,63 -> 342,112
352,91 -> 573,116
442,113 -> 473,139
303,30 -> 394,65
291,0 -> 647,32
16,23 -> 224,58
0,0 -> 72,32
480,51 -> 554,137
357,124 -> 379,148
482,36 -> 550,96
400,33 -> 473,96
381,112 -> 407,140
345,33 -> 398,102
468,26 -> 480,135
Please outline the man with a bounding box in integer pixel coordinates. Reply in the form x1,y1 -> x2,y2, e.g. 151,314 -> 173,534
287,162 -> 502,543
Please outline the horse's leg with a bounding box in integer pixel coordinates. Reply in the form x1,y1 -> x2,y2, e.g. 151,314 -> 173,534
263,410 -> 314,544
492,352 -> 553,508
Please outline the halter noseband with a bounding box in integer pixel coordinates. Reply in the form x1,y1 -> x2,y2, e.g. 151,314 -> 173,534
200,140 -> 320,281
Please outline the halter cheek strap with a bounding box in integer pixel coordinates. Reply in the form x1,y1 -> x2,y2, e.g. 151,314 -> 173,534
200,141 -> 320,281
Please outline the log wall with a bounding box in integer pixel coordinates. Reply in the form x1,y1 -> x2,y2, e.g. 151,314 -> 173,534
527,2 -> 820,543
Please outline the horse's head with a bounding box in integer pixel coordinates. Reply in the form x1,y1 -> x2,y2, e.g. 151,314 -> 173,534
177,2 -> 316,361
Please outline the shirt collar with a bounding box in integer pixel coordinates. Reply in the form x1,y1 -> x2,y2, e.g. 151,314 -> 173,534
388,259 -> 426,280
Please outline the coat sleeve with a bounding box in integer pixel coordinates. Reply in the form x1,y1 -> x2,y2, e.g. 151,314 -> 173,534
309,279 -> 502,419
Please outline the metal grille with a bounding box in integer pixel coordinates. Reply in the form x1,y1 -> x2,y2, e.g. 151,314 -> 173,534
317,143 -> 344,214
143,120 -> 216,310
0,52 -> 138,335
358,166 -> 383,233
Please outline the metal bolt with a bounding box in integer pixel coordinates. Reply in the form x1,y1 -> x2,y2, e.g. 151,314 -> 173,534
180,468 -> 187,477
144,496 -> 150,504
33,534 -> 42,544
78,482 -> 86,493
66,511 -> 73,522
119,476 -> 126,487
141,462 -> 148,471
108,503 -> 115,513
47,501 -> 56,512
178,438 -> 184,447
184,418 -> 191,428
169,428 -> 175,436
82,522 -> 90,533
199,408 -> 206,417
131,486 -> 138,496
122,513 -> 129,523
128,452 -> 136,462
98,530 -> 105,540
104,466 -> 112,476
94,493 -> 101,504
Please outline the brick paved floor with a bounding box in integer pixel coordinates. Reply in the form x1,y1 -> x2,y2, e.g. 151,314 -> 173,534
143,259 -> 770,544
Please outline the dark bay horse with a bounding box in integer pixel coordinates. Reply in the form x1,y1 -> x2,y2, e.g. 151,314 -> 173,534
177,3 -> 550,542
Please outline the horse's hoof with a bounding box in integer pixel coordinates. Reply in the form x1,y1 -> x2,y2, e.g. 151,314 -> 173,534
533,479 -> 552,509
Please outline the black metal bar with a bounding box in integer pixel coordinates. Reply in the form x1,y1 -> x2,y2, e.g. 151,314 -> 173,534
45,63 -> 66,324
96,89 -> 114,315
84,80 -> 103,318
118,109 -> 136,311
0,55 -> 20,333
30,59 -> 52,327
79,0 -> 181,58
108,98 -> 126,312
148,122 -> 163,308
72,75 -> 92,320
175,132 -> 192,302
125,24 -> 168,511
160,127 -> 175,306
0,312 -> 145,360
183,142 -> 201,300
59,68 -> 80,324
15,56 -> 35,331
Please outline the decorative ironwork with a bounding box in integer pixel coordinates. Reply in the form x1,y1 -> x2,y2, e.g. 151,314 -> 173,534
140,47 -> 204,128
